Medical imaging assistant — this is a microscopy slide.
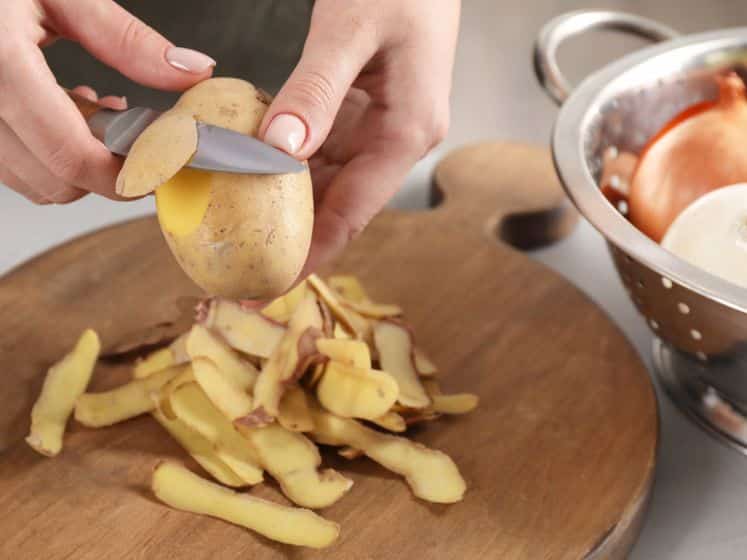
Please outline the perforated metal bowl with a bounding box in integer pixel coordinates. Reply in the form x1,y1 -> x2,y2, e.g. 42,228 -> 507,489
535,11 -> 747,452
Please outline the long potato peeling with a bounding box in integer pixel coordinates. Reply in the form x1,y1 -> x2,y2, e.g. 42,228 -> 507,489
311,408 -> 466,504
307,274 -> 370,339
430,394 -> 479,414
197,298 -> 286,358
152,409 -> 245,488
152,462 -> 339,548
116,111 -> 198,198
191,357 -> 254,420
413,347 -> 438,376
133,347 -> 175,379
31,272 -> 478,550
370,411 -> 407,432
316,362 -> 399,421
261,281 -> 308,324
250,293 -> 325,422
316,338 -> 371,369
373,320 -> 431,409
75,364 -> 187,427
424,380 -> 479,414
26,329 -> 100,456
157,365 -> 197,420
277,386 -> 314,432
236,423 -> 353,509
169,383 -> 263,485
186,325 -> 258,389
327,275 -> 369,303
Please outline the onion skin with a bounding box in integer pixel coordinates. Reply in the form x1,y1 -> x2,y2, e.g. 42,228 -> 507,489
628,73 -> 747,242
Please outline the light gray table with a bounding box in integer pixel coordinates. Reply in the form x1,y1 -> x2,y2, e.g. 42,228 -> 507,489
3,1 -> 747,558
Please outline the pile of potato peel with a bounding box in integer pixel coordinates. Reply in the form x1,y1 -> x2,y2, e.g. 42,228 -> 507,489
25,274 -> 478,549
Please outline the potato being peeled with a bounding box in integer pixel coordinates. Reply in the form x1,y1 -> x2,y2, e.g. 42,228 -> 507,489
116,78 -> 313,300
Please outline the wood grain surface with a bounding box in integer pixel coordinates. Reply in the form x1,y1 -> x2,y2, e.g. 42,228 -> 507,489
0,142 -> 657,559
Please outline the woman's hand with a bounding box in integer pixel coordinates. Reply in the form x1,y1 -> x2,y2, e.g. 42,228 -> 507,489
261,0 -> 460,274
1,0 -> 214,204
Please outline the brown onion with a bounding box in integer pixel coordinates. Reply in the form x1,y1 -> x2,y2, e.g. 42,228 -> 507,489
628,72 -> 747,242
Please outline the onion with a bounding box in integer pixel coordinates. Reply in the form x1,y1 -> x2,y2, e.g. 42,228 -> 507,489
628,72 -> 747,242
662,183 -> 747,288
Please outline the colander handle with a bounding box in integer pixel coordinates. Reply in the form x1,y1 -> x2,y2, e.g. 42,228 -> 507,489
534,10 -> 680,105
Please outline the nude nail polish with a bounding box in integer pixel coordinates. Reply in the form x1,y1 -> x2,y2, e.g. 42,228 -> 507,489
166,46 -> 216,73
264,114 -> 307,154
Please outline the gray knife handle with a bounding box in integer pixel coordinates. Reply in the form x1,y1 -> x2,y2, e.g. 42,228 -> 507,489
65,88 -> 118,143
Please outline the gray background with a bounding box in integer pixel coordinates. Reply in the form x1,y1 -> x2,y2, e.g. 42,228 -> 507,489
4,1 -> 747,558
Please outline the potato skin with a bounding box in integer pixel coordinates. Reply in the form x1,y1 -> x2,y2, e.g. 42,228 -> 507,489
158,78 -> 313,300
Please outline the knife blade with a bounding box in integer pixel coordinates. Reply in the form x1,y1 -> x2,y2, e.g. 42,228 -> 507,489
71,93 -> 305,175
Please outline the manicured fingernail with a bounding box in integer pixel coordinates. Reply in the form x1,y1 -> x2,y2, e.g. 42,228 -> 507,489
264,114 -> 306,154
166,46 -> 216,73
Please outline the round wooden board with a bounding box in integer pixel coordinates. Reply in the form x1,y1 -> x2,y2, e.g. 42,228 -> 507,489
0,143 -> 657,559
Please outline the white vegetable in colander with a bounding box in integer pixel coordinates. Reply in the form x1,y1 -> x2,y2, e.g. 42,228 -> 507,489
662,183 -> 747,288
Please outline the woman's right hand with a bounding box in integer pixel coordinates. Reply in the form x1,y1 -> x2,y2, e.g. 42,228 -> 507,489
2,0 -> 216,204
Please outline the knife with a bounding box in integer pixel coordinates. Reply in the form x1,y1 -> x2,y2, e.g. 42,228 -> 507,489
68,90 -> 305,175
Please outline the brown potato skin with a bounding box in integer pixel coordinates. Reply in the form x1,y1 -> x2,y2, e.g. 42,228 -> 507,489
159,78 -> 313,300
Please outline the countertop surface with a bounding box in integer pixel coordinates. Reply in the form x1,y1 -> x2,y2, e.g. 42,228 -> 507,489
3,1 -> 747,558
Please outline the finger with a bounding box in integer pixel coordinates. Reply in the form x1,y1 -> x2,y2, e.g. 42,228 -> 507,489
309,158 -> 341,204
70,85 -> 127,111
260,5 -> 377,159
0,164 -> 50,205
44,0 -> 215,90
300,149 -> 413,276
0,43 -> 122,198
98,95 -> 128,111
0,118 -> 86,204
71,85 -> 98,102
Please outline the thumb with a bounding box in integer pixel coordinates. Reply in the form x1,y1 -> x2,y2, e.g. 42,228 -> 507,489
44,0 -> 215,91
260,14 -> 375,159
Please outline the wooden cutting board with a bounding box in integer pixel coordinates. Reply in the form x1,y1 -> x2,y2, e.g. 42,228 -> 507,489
0,143 -> 657,560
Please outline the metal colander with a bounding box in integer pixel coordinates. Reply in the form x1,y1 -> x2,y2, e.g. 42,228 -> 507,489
535,11 -> 747,452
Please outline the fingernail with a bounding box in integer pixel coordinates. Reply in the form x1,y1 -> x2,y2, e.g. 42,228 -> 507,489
166,46 -> 216,73
264,114 -> 307,154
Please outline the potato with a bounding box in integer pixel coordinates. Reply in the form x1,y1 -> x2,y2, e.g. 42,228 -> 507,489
117,78 -> 313,300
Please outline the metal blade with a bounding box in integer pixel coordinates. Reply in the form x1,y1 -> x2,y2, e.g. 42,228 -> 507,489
92,107 -> 305,175
92,107 -> 161,156
190,123 -> 305,174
